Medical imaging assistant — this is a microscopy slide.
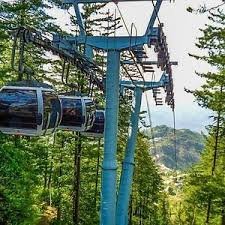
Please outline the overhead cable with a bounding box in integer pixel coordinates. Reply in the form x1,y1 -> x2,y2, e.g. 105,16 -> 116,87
113,2 -> 146,84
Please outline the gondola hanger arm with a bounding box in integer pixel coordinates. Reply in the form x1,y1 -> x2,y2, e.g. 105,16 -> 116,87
11,27 -> 105,91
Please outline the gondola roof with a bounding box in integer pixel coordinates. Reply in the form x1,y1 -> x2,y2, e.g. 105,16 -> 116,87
6,80 -> 54,89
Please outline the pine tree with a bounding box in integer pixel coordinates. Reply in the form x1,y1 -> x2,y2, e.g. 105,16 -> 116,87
0,0 -> 62,82
182,6 -> 225,225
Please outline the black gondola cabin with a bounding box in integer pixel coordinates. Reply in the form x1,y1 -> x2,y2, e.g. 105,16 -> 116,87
0,82 -> 62,136
59,96 -> 96,132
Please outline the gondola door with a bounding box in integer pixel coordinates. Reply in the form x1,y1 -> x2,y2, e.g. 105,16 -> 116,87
83,98 -> 95,130
59,96 -> 84,131
81,110 -> 105,138
42,90 -> 62,134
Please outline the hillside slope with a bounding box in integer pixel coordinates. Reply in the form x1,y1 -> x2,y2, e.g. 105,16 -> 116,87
144,125 -> 205,170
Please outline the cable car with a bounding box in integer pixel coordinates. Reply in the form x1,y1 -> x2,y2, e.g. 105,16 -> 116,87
59,95 -> 96,132
0,81 -> 62,136
82,110 -> 105,138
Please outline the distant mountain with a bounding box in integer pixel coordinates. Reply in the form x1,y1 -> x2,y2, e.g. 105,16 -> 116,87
143,125 -> 205,170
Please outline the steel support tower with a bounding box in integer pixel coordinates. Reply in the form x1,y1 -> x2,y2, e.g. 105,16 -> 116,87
58,1 -> 175,224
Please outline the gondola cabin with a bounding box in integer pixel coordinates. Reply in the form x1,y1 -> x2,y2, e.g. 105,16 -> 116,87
59,96 -> 96,132
0,82 -> 62,136
82,110 -> 105,138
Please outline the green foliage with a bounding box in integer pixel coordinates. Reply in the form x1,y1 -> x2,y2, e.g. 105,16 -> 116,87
0,135 -> 42,224
0,0 -> 62,83
175,132 -> 225,225
130,133 -> 171,225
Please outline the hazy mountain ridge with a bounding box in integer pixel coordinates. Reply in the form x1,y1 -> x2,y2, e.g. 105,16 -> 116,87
144,125 -> 205,170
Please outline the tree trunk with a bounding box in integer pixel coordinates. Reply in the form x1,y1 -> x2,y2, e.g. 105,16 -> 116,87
222,200 -> 225,225
206,108 -> 221,224
73,133 -> 82,225
191,205 -> 196,225
56,151 -> 63,223
43,148 -> 49,190
139,198 -> 142,225
47,154 -> 53,205
211,111 -> 221,176
18,0 -> 25,81
206,198 -> 212,224
94,139 -> 101,208
128,194 -> 133,225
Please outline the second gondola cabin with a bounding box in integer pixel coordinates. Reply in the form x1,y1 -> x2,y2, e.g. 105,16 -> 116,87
82,110 -> 105,138
59,95 -> 96,132
0,81 -> 62,136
